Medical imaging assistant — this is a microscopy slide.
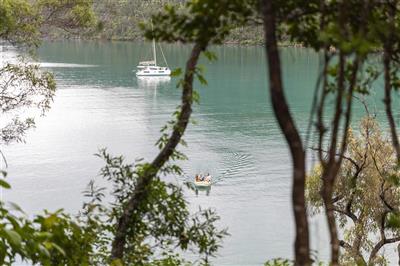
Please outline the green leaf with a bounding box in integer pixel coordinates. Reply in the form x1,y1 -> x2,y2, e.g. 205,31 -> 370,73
110,259 -> 124,266
171,68 -> 182,77
4,229 -> 22,247
193,90 -> 200,104
52,243 -> 66,256
387,174 -> 400,186
43,214 -> 58,228
203,50 -> 217,61
197,74 -> 208,85
8,202 -> 24,213
196,65 -> 205,74
0,179 -> 11,189
33,232 -> 52,239
38,244 -> 51,258
387,212 -> 400,228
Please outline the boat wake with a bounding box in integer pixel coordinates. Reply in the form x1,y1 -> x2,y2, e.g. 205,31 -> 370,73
180,151 -> 255,188
38,62 -> 98,68
220,152 -> 252,177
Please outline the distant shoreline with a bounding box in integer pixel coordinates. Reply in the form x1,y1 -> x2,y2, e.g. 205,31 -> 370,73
43,36 -> 305,48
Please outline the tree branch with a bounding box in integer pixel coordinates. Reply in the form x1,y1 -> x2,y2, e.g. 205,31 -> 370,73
110,42 -> 207,261
383,2 -> 400,164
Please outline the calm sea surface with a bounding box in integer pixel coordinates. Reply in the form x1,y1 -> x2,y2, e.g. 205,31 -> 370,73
2,41 -> 396,265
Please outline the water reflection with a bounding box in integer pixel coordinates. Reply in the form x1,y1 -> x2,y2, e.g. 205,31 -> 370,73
195,186 -> 211,196
185,180 -> 212,196
136,76 -> 171,90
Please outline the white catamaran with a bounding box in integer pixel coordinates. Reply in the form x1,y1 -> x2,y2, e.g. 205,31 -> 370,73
135,39 -> 171,77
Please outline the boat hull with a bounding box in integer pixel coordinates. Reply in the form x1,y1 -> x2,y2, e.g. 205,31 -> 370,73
136,73 -> 171,76
136,69 -> 171,77
194,181 -> 211,187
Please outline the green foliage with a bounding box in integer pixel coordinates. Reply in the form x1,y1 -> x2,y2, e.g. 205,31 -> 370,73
150,253 -> 192,266
322,59 -> 378,97
0,0 -> 97,145
0,0 -> 96,144
144,0 -> 257,46
30,210 -> 96,266
38,0 -> 97,40
82,149 -> 228,265
170,67 -> 183,77
0,0 -> 99,264
0,179 -> 10,189
387,212 -> 400,229
203,51 -> 217,62
307,117 -> 400,265
90,0 -> 262,44
264,258 -> 292,266
0,0 -> 96,47
0,147 -> 228,265
0,0 -> 41,47
91,0 -> 185,41
0,63 -> 55,145
0,1 -> 231,265
195,65 -> 208,86
276,0 -> 394,55
155,106 -> 188,175
0,181 -> 96,265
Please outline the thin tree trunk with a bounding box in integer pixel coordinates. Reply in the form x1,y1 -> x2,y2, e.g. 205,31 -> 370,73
322,169 -> 340,265
262,1 -> 310,265
383,1 -> 400,164
321,3 -> 347,261
383,49 -> 400,163
321,54 -> 359,266
110,42 -> 206,261
397,243 -> 400,266
318,48 -> 359,265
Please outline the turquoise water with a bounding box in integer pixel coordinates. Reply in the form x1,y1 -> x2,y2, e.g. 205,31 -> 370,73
3,41 -> 396,265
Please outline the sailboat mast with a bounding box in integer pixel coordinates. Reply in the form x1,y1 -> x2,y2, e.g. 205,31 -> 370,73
152,38 -> 157,66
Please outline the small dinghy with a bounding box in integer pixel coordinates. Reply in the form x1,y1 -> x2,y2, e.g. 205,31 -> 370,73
194,180 -> 212,188
194,174 -> 212,188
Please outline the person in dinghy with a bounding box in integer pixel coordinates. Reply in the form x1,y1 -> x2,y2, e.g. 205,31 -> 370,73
194,173 -> 212,185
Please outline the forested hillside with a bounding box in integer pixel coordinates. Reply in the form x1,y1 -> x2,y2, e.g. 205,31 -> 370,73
92,0 -> 265,45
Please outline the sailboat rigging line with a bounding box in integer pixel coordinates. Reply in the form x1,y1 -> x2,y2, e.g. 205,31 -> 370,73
135,19 -> 171,76
151,20 -> 157,66
152,38 -> 157,66
159,43 -> 169,68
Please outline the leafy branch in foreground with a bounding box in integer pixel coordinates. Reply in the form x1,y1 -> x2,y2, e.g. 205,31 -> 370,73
0,1 -> 99,264
0,63 -> 55,145
82,150 -> 228,265
0,178 -> 97,265
262,1 -> 400,264
108,1 -> 257,263
0,0 -> 97,145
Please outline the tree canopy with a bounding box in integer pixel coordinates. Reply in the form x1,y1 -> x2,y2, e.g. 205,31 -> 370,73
308,117 -> 400,265
3,0 -> 400,265
1,0 -> 96,47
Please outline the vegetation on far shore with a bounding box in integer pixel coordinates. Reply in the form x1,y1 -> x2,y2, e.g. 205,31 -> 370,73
45,0 -> 305,46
